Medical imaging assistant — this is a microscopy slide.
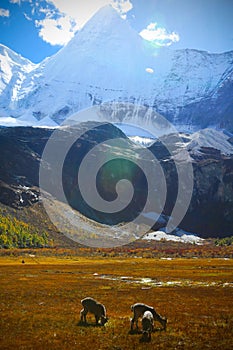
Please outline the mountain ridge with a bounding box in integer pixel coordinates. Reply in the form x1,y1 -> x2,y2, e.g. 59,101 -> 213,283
0,124 -> 233,239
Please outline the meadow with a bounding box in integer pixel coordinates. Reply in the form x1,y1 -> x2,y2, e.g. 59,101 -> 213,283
0,255 -> 232,349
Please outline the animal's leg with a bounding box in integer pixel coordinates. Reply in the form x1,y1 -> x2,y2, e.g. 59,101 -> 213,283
130,317 -> 135,330
80,308 -> 88,323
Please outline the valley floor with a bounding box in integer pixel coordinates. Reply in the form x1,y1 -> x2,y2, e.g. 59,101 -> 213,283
0,256 -> 232,349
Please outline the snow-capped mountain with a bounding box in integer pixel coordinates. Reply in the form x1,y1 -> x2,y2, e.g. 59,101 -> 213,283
185,128 -> 233,155
15,5 -> 153,124
130,127 -> 233,155
0,5 -> 232,132
0,45 -> 36,114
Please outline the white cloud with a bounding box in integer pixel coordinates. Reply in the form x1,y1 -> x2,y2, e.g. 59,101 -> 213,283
35,16 -> 77,46
140,22 -> 180,47
112,0 -> 133,15
0,8 -> 10,17
145,67 -> 154,74
35,0 -> 133,46
7,0 -> 133,46
46,0 -> 132,27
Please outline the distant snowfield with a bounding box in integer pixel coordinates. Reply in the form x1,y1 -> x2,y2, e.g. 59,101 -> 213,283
141,212 -> 204,244
0,116 -> 26,127
0,115 -> 58,128
143,228 -> 205,244
129,135 -> 155,146
114,122 -> 156,138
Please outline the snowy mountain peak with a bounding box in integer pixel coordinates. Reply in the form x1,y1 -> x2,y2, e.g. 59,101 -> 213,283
0,44 -> 34,67
83,4 -> 122,26
77,4 -> 132,36
0,44 -> 35,112
187,129 -> 233,155
9,3 -> 149,122
65,3 -> 144,56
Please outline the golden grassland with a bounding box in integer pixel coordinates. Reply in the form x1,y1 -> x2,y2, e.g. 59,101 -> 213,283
0,255 -> 232,350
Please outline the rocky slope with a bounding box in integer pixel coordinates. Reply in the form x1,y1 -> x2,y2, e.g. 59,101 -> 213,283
0,124 -> 233,239
149,131 -> 233,236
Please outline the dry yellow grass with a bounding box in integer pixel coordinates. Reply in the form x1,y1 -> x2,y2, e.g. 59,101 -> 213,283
0,256 -> 232,349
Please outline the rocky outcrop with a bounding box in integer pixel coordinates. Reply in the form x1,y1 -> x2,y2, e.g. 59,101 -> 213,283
0,181 -> 39,208
182,154 -> 233,237
149,141 -> 233,237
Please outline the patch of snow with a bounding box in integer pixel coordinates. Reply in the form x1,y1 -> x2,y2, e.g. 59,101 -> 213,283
129,135 -> 155,146
143,227 -> 204,244
0,116 -> 31,126
0,114 -> 58,128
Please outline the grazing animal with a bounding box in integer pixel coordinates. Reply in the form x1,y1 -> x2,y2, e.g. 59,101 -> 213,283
130,303 -> 167,331
141,311 -> 154,341
80,297 -> 108,326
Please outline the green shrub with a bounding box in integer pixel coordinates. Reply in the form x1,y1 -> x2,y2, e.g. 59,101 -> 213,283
215,236 -> 233,246
0,215 -> 50,248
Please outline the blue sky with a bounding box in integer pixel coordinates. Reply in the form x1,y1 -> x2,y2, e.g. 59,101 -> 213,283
0,0 -> 233,63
